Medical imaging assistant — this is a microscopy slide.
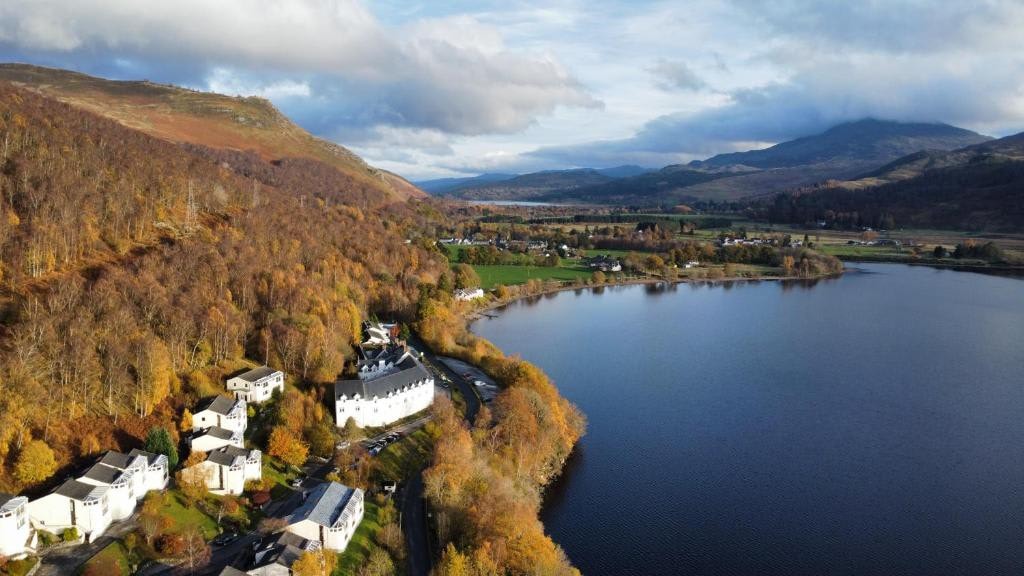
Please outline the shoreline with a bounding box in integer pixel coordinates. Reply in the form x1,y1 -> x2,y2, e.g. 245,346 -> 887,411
465,271 -> 842,322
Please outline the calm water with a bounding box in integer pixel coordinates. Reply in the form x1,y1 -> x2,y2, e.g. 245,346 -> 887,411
472,263 -> 1024,576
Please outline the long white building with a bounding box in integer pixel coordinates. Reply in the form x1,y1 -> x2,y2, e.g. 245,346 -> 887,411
334,346 -> 434,428
193,396 -> 247,435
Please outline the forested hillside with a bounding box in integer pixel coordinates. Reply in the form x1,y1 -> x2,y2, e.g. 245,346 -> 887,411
0,63 -> 424,202
0,82 -> 445,491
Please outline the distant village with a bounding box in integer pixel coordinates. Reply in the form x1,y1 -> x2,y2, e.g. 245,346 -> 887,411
2,321 -> 441,574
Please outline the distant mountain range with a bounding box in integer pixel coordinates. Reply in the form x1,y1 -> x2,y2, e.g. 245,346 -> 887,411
426,119 -> 991,205
416,165 -> 652,198
765,130 -> 1024,231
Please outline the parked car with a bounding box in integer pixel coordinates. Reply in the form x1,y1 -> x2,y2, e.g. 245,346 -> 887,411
290,477 -> 305,488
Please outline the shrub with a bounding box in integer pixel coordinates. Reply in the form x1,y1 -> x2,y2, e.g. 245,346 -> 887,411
62,527 -> 79,542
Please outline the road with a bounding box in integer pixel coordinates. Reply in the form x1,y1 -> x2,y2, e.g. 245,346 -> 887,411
400,335 -> 483,576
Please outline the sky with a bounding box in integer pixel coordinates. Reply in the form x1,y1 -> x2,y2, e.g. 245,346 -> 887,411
1,0 -> 1023,180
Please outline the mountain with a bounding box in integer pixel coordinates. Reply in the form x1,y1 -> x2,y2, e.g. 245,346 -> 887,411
765,131 -> 1024,231
0,63 -> 424,201
416,173 -> 516,195
427,165 -> 654,200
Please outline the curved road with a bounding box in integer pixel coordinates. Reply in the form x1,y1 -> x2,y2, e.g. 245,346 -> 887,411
402,336 -> 481,576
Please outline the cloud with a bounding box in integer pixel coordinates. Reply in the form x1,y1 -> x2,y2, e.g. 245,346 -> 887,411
649,59 -> 706,91
0,0 -> 597,136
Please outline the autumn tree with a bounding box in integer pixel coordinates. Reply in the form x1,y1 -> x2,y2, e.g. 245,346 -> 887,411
292,549 -> 338,576
180,527 -> 211,575
14,439 -> 57,485
176,452 -> 209,505
268,426 -> 309,469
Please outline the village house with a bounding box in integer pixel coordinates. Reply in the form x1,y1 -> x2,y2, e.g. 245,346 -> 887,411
335,346 -> 435,428
27,479 -> 112,542
190,425 -> 244,452
454,287 -> 485,301
126,449 -> 170,492
182,446 -> 261,496
586,255 -> 622,272
95,451 -> 150,500
193,396 -> 248,435
227,366 -> 284,404
284,482 -> 364,552
0,494 -> 35,558
77,463 -> 138,521
222,531 -> 318,575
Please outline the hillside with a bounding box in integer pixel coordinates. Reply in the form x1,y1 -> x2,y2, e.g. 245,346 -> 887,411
0,63 -> 424,201
0,80 -> 446,492
428,165 -> 653,199
763,131 -> 1024,231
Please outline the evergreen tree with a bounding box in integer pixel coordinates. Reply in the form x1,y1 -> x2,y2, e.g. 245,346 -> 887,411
145,427 -> 179,469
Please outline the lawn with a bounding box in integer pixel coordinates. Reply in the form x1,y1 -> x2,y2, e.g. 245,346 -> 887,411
155,490 -> 219,539
336,501 -> 385,575
78,541 -> 131,576
471,264 -> 593,289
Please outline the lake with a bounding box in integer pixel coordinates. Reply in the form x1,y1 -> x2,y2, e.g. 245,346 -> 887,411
471,263 -> 1024,576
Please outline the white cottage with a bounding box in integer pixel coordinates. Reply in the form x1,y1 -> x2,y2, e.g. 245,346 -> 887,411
190,425 -> 244,452
193,396 -> 248,435
285,482 -> 364,552
0,494 -> 36,558
96,451 -> 149,500
227,366 -> 284,404
335,347 -> 434,428
183,446 -> 261,496
78,463 -> 137,521
454,287 -> 485,301
27,479 -> 112,542
127,449 -> 170,492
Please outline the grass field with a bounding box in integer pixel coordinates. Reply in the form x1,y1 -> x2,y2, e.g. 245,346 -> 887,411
156,490 -> 219,539
472,264 -> 593,289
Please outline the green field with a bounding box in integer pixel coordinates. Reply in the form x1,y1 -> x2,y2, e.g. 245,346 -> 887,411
471,264 -> 594,289
79,541 -> 131,576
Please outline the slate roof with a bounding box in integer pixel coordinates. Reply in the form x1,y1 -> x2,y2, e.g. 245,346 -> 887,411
286,482 -> 357,529
335,352 -> 431,400
235,531 -> 315,573
206,446 -> 258,467
195,396 -> 243,416
99,450 -> 146,471
128,449 -> 167,467
234,366 -> 279,383
81,463 -> 126,485
54,479 -> 107,502
199,426 -> 237,441
0,493 -> 26,513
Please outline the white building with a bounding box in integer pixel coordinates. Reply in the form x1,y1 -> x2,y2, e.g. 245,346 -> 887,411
77,463 -> 137,521
190,425 -> 244,452
227,367 -> 284,404
0,494 -> 36,558
193,396 -> 247,435
127,449 -> 170,492
335,347 -> 434,428
96,451 -> 149,500
684,260 -> 700,269
454,288 -> 485,301
183,446 -> 261,496
27,479 -> 111,542
285,482 -> 364,552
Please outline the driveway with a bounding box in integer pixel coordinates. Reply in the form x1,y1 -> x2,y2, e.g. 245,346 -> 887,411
36,514 -> 138,576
